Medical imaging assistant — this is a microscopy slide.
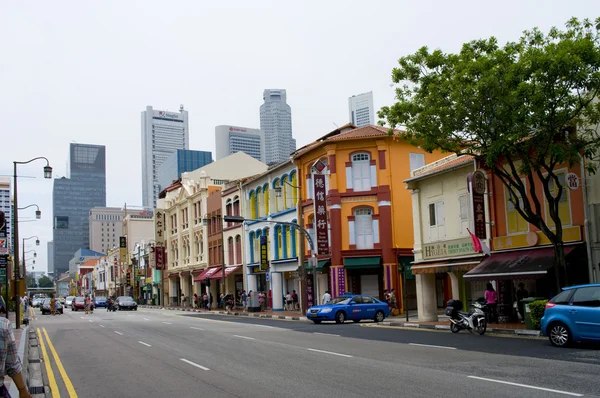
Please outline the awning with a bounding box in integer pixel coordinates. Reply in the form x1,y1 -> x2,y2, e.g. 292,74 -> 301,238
193,267 -> 220,282
210,266 -> 241,280
303,259 -> 330,271
464,246 -> 575,280
412,260 -> 480,275
343,256 -> 381,269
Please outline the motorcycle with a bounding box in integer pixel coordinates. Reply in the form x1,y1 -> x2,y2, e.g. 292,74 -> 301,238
107,301 -> 117,312
445,299 -> 488,335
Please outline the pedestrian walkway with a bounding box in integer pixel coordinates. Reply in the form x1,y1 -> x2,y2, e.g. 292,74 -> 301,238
4,311 -> 28,394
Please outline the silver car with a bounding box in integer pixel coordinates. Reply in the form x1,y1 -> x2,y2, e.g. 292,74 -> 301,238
65,296 -> 75,307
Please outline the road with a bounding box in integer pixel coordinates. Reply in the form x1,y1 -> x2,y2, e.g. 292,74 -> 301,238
31,306 -> 600,398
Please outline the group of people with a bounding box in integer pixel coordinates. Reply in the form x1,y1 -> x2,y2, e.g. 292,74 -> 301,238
384,289 -> 397,314
484,282 -> 529,324
191,292 -> 212,310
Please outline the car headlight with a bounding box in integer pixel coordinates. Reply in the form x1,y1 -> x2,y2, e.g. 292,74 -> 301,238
320,308 -> 333,314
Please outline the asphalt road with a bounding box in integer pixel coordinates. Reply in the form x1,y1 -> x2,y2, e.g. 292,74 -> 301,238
31,306 -> 600,398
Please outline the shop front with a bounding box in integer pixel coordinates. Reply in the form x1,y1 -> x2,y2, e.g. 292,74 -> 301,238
341,256 -> 384,300
168,272 -> 180,306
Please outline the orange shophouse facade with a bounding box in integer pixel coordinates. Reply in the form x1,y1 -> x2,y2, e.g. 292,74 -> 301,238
292,125 -> 446,311
464,160 -> 590,319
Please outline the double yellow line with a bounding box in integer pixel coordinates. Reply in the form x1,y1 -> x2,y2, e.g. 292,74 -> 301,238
37,327 -> 78,398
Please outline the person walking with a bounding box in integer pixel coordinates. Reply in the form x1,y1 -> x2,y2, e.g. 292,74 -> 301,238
202,293 -> 209,311
193,293 -> 199,309
258,292 -> 265,311
485,283 -> 498,323
241,290 -> 247,312
285,292 -> 293,310
322,291 -> 331,304
292,290 -> 299,311
1,299 -> 32,398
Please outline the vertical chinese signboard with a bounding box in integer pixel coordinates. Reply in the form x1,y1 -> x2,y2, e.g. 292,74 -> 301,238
313,174 -> 329,255
468,170 -> 487,239
154,211 -> 165,270
0,211 -> 7,287
260,235 -> 268,271
306,276 -> 314,308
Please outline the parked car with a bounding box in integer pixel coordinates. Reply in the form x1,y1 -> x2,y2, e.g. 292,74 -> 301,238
58,297 -> 66,305
65,296 -> 75,307
95,296 -> 108,308
31,294 -> 46,308
116,296 -> 138,311
306,294 -> 390,324
540,283 -> 600,347
71,297 -> 86,311
41,298 -> 64,315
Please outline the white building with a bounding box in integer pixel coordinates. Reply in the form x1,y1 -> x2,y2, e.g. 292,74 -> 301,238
260,89 -> 296,166
88,207 -> 148,254
215,125 -> 265,163
348,91 -> 375,127
0,177 -> 12,256
141,105 -> 189,209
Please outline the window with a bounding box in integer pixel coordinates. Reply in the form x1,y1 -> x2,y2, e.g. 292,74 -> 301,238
286,226 -> 291,258
352,153 -> 371,192
263,184 -> 270,215
256,187 -> 264,217
274,180 -> 283,212
428,201 -> 445,241
545,173 -> 572,228
249,191 -> 257,218
281,176 -> 289,208
354,208 -> 374,250
228,237 -> 234,266
235,235 -> 242,264
458,194 -> 470,236
290,172 -> 298,205
233,197 -> 240,217
505,183 -> 528,234
409,153 -> 425,172
572,287 -> 600,308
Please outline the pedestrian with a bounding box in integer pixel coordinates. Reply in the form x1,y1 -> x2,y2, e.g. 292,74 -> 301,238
209,293 -> 214,309
285,292 -> 293,310
322,290 -> 331,304
258,291 -> 265,311
193,293 -> 199,309
292,290 -> 299,311
202,293 -> 208,310
516,283 -> 529,323
241,290 -> 247,312
0,297 -> 32,398
219,293 -> 225,309
390,289 -> 397,315
180,293 -> 186,307
485,283 -> 498,323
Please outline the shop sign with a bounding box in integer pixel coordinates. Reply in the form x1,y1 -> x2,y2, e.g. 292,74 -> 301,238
336,267 -> 346,297
119,236 -> 127,263
422,237 -> 477,260
493,226 -> 582,250
260,235 -> 268,271
307,277 -> 314,307
313,174 -> 329,255
155,211 -> 165,241
468,170 -> 487,239
566,172 -> 580,190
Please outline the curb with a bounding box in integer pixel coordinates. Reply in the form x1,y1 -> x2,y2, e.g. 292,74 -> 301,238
26,327 -> 49,397
139,305 -> 306,321
381,321 -> 540,336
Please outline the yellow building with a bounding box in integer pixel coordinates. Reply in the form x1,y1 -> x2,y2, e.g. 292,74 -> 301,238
292,124 -> 446,311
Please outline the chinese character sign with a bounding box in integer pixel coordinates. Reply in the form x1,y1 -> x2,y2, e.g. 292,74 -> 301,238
119,236 -> 127,263
313,174 -> 329,255
467,171 -> 487,239
307,277 -> 314,307
260,235 -> 268,271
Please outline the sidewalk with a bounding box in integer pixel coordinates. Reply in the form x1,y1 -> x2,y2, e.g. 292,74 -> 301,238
4,311 -> 28,395
139,304 -> 540,336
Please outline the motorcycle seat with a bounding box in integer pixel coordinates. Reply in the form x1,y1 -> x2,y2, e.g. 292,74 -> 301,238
458,311 -> 471,317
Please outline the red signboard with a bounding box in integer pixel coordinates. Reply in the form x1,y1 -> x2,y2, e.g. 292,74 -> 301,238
313,174 -> 329,255
155,246 -> 165,270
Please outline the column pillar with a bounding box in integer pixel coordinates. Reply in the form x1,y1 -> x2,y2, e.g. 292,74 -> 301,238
247,273 -> 258,293
416,273 -> 438,322
271,272 -> 283,310
448,272 -> 460,300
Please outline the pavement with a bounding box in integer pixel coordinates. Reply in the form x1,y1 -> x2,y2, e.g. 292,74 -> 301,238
26,305 -> 600,397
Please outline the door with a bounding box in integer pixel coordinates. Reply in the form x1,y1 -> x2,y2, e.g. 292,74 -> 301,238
360,295 -> 377,320
361,275 -> 379,297
569,286 -> 600,340
348,296 -> 364,320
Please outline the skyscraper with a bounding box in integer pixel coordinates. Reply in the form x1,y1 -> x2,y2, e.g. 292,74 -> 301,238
0,177 -> 11,255
215,125 -> 264,163
141,105 -> 189,208
348,91 -> 375,127
259,89 -> 295,165
157,149 -> 213,191
52,143 -> 106,276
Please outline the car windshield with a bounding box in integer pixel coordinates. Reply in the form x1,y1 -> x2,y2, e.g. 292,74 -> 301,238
74,297 -> 84,302
118,296 -> 134,302
96,296 -> 107,301
328,297 -> 351,305
66,296 -> 74,300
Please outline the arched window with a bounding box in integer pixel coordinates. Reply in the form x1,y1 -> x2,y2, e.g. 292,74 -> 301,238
233,196 -> 240,216
352,153 -> 371,192
275,226 -> 282,260
228,237 -> 234,265
249,191 -> 256,218
249,231 -> 255,263
263,183 -> 270,215
281,175 -> 289,209
274,179 -> 283,212
235,235 -> 242,264
290,171 -> 298,205
354,208 -> 374,249
256,186 -> 263,217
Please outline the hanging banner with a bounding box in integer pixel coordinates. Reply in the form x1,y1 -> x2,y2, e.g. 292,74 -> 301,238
313,174 -> 329,255
260,235 -> 268,271
119,236 -> 127,263
467,170 -> 487,239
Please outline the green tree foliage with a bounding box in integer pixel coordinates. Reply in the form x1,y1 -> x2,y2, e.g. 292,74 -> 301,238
38,275 -> 54,288
379,18 -> 600,290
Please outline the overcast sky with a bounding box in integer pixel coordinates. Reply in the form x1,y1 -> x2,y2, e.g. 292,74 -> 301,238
1,1 -> 598,274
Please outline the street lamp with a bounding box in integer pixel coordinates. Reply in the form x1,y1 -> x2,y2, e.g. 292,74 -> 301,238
18,204 -> 41,219
13,156 -> 52,329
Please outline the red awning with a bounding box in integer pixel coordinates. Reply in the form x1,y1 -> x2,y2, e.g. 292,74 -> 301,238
210,266 -> 240,280
193,267 -> 220,282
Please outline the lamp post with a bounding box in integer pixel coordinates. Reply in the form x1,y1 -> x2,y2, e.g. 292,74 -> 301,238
13,157 -> 52,329
18,204 -> 41,220
223,215 -> 317,311
22,236 -> 40,303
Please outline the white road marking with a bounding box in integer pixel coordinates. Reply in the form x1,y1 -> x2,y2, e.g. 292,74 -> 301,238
80,316 -> 85,319
313,332 -> 340,337
180,358 -> 210,371
88,320 -> 93,323
409,343 -> 456,350
468,376 -> 583,397
100,325 -> 105,328
162,322 -> 172,325
143,318 -> 149,321
114,331 -> 123,336
252,324 -> 277,329
233,335 -> 255,340
307,348 -> 353,358
190,327 -> 204,331
138,341 -> 152,347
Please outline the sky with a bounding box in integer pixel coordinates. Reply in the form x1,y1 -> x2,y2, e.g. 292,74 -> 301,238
1,0 -> 599,274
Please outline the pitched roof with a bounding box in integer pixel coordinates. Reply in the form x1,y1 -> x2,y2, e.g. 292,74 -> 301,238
405,154 -> 474,182
81,258 -> 98,267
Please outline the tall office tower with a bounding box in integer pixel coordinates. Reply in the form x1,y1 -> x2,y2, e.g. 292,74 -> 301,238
214,125 -> 264,163
157,149 -> 213,191
348,91 -> 375,127
47,241 -> 54,276
0,177 -> 11,255
141,105 -> 189,208
52,143 -> 106,276
259,89 -> 295,165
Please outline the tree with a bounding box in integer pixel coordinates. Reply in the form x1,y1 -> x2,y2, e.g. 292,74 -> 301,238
38,275 -> 54,288
379,18 -> 600,291
26,276 -> 36,288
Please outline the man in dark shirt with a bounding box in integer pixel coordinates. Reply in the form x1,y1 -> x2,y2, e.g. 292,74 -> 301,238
516,283 -> 529,323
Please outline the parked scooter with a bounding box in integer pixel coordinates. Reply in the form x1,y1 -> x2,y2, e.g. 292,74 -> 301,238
107,299 -> 117,312
445,299 -> 488,335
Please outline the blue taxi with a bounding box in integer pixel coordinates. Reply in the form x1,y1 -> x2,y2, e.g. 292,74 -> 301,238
306,293 -> 390,324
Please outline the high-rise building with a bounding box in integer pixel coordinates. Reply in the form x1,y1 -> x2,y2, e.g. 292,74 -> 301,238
259,89 -> 295,165
141,105 -> 189,209
52,143 -> 106,276
215,125 -> 264,162
47,241 -> 54,277
88,207 -> 150,254
157,149 -> 213,191
348,91 -> 375,127
0,177 -> 11,255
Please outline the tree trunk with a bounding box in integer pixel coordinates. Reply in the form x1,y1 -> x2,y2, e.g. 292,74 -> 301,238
553,243 -> 567,294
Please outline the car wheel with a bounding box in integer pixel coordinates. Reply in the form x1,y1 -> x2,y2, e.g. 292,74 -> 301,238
549,322 -> 571,347
312,320 -> 322,324
374,310 -> 385,323
41,310 -> 46,315
60,309 -> 63,314
335,311 -> 346,324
